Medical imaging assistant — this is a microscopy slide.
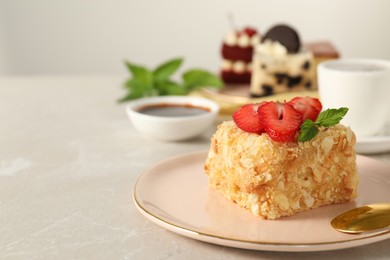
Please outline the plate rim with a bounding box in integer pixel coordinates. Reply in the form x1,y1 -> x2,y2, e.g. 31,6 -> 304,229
356,135 -> 390,154
133,150 -> 390,252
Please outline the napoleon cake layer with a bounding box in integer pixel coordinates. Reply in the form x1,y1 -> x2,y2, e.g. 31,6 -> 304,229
204,121 -> 358,220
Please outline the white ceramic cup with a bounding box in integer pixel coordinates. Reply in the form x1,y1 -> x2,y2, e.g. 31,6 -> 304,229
318,59 -> 390,137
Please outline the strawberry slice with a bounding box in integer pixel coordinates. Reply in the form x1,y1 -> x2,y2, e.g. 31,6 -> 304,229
233,103 -> 264,133
288,97 -> 322,122
258,101 -> 302,142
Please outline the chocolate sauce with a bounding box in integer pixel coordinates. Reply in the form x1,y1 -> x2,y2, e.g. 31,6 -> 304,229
137,103 -> 211,117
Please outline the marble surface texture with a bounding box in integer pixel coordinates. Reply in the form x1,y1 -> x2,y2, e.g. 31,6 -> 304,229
0,76 -> 389,259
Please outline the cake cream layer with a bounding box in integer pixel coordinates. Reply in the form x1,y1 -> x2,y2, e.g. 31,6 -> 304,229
204,121 -> 358,220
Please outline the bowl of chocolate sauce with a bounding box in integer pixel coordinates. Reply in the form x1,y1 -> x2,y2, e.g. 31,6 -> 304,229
126,96 -> 219,141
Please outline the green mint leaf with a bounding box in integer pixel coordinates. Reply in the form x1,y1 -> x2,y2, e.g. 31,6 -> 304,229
316,107 -> 349,127
155,80 -> 186,95
182,69 -> 223,91
124,61 -> 154,95
120,58 -> 223,102
118,79 -> 145,102
298,119 -> 319,142
153,58 -> 183,82
163,82 -> 187,95
298,107 -> 349,142
125,61 -> 152,82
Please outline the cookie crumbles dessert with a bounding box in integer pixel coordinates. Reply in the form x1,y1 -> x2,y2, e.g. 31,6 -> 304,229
204,97 -> 358,219
250,25 -> 315,97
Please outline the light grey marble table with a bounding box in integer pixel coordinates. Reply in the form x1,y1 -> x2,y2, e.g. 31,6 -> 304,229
0,76 -> 389,259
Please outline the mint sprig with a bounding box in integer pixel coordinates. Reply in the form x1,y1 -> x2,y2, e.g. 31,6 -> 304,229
298,107 -> 349,142
118,58 -> 223,102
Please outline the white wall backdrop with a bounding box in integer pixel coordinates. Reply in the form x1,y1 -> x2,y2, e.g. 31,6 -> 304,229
0,0 -> 390,75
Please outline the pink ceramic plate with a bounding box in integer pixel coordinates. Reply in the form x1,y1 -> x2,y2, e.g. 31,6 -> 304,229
133,151 -> 390,252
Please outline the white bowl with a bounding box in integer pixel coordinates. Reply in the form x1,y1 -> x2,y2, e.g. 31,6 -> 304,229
126,96 -> 219,141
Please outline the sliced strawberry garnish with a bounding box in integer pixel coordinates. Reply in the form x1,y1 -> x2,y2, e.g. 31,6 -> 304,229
288,96 -> 322,122
233,103 -> 264,133
258,101 -> 302,142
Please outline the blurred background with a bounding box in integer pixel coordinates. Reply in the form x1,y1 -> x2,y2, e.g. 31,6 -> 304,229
0,0 -> 389,75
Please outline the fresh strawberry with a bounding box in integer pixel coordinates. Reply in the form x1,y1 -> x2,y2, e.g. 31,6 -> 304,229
258,101 -> 302,142
288,97 -> 322,121
233,103 -> 264,133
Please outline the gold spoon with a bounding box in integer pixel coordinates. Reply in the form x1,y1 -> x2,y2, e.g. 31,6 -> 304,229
331,203 -> 390,234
